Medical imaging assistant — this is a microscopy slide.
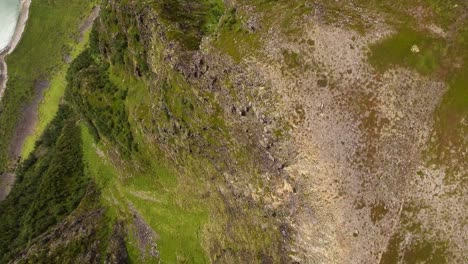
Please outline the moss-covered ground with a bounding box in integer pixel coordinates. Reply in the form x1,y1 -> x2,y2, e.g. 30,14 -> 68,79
365,1 -> 467,262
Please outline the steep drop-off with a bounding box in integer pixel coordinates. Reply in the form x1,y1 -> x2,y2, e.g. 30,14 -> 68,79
0,0 -> 466,263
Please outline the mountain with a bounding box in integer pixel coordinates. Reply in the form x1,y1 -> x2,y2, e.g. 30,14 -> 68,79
0,0 -> 466,263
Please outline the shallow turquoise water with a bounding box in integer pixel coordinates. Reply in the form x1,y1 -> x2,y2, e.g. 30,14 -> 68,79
0,0 -> 20,51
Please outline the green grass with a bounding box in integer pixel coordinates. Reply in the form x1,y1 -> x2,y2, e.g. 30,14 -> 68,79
79,57 -> 283,262
110,66 -> 211,263
81,120 -> 209,263
80,123 -> 141,259
369,28 -> 447,75
0,0 -> 95,172
21,20 -> 95,159
78,59 -> 213,262
115,63 -> 283,263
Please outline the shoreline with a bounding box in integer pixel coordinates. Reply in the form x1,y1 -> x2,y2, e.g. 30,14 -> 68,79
0,0 -> 32,101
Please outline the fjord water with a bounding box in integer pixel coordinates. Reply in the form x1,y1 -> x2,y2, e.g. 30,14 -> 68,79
0,0 -> 20,52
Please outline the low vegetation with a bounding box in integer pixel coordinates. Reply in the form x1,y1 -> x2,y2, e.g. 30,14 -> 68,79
67,48 -> 136,154
369,28 -> 447,75
0,106 -> 88,262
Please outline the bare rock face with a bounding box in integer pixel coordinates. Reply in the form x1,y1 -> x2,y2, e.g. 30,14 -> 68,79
11,209 -> 129,264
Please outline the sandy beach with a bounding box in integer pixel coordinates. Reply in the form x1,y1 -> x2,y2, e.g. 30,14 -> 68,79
0,0 -> 32,102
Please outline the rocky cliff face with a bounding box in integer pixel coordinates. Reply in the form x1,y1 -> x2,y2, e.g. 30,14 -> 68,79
1,0 -> 466,263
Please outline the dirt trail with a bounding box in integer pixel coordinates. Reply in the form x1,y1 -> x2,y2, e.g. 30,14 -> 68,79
78,6 -> 101,41
0,80 -> 48,201
0,173 -> 15,201
9,80 -> 49,158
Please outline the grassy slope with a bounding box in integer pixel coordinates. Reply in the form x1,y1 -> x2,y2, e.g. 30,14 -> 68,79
369,28 -> 447,75
71,4 -> 283,256
79,68 -> 210,263
81,124 -> 208,264
107,68 -> 280,263
0,106 -> 88,262
99,1 -> 295,262
70,3 -> 217,261
0,0 -> 95,172
21,28 -> 94,158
